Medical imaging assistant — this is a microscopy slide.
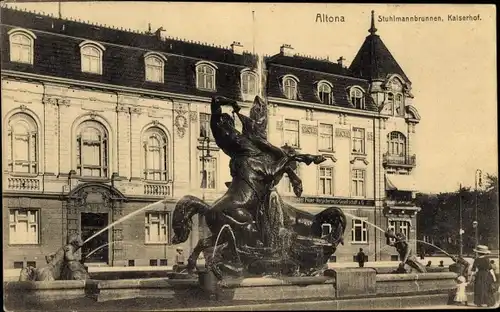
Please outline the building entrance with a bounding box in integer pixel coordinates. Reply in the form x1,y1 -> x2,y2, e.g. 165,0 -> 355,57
81,212 -> 109,263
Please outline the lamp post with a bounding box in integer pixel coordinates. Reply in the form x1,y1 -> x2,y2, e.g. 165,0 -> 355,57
200,136 -> 212,238
474,169 -> 482,255
459,183 -> 463,257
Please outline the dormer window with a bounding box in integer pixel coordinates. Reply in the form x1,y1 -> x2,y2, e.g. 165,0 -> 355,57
8,28 -> 37,65
241,70 -> 258,100
317,81 -> 333,105
350,87 -> 365,109
79,41 -> 105,75
282,75 -> 299,100
196,61 -> 217,91
144,52 -> 166,83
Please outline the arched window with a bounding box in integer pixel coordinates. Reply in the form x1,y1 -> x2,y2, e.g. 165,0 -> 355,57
317,81 -> 333,105
241,70 -> 258,99
387,131 -> 406,156
144,54 -> 166,83
8,29 -> 36,64
350,87 -> 365,109
283,76 -> 298,100
76,120 -> 108,177
79,41 -> 105,74
143,127 -> 169,181
7,113 -> 38,173
196,62 -> 217,91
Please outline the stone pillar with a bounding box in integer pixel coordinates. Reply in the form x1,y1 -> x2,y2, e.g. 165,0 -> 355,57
42,97 -> 59,175
129,107 -> 142,180
172,101 -> 190,193
116,104 -> 131,179
58,99 -> 72,176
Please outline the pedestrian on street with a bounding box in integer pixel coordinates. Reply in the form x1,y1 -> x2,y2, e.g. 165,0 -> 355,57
174,247 -> 186,273
453,276 -> 469,306
356,248 -> 366,268
426,261 -> 432,267
471,245 -> 496,307
439,260 -> 444,267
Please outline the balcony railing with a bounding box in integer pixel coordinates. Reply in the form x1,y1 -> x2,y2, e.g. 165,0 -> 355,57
6,176 -> 41,191
144,181 -> 173,197
383,153 -> 416,167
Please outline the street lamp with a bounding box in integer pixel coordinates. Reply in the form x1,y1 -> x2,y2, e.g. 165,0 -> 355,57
458,183 -> 463,257
200,136 -> 212,238
474,169 -> 482,254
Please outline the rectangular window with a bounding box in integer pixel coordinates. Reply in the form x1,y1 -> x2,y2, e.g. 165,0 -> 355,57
9,209 -> 39,245
352,128 -> 365,154
199,113 -> 214,140
319,124 -> 333,151
351,219 -> 368,243
284,119 -> 299,148
398,221 -> 410,240
351,169 -> 365,197
145,212 -> 169,244
14,261 -> 24,269
319,167 -> 333,195
77,133 -> 108,178
200,157 -> 217,190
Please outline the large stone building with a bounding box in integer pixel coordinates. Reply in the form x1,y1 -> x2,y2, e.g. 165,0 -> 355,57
2,7 -> 421,269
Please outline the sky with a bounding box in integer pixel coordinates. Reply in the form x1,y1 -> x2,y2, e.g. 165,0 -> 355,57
2,2 -> 497,194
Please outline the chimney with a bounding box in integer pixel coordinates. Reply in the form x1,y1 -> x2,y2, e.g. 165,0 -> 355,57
155,27 -> 167,41
280,44 -> 294,57
230,41 -> 244,55
337,56 -> 346,66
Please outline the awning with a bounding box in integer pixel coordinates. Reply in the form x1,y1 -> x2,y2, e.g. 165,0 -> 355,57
385,174 -> 418,192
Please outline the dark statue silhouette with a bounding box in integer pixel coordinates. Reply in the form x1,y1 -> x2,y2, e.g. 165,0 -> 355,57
19,234 -> 89,281
171,95 -> 347,279
385,228 -> 427,273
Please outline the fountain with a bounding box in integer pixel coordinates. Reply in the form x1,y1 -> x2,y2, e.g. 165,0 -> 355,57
5,95 -> 461,310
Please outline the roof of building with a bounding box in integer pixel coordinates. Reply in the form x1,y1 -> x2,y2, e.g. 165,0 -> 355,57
349,11 -> 410,83
265,53 -> 378,112
0,6 -> 257,100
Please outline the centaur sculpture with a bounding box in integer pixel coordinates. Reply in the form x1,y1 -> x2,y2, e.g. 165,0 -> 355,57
171,95 -> 347,278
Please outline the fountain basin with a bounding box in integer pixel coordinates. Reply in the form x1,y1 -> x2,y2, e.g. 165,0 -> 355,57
3,269 -> 459,309
4,280 -> 89,304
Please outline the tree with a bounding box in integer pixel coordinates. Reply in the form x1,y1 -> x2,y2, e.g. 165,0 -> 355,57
416,174 -> 499,254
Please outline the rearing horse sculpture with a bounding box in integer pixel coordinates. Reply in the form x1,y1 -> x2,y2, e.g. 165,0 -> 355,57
171,96 -> 346,276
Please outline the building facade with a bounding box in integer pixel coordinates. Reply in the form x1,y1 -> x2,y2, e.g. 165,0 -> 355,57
1,7 -> 421,269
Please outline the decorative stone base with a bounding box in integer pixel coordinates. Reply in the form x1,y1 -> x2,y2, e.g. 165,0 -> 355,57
3,271 -> 459,308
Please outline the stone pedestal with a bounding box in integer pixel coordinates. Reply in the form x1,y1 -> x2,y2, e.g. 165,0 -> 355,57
198,271 -> 219,300
332,268 -> 377,298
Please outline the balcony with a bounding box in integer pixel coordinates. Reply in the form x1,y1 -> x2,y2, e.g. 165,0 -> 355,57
5,176 -> 41,191
382,153 -> 416,168
143,181 -> 173,197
